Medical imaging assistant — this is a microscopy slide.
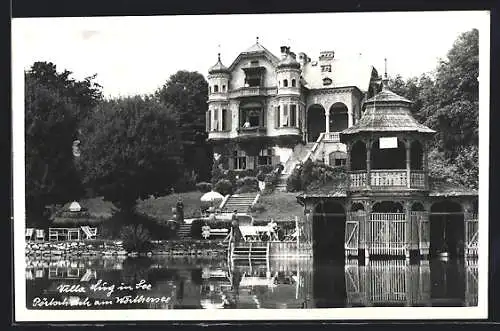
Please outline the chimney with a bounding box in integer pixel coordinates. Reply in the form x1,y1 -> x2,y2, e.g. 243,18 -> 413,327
319,51 -> 335,62
280,45 -> 290,59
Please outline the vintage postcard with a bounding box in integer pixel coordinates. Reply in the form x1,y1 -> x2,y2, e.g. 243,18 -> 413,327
12,10 -> 490,322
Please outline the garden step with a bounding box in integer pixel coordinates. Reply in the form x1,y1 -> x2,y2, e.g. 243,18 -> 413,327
220,193 -> 259,213
177,223 -> 192,239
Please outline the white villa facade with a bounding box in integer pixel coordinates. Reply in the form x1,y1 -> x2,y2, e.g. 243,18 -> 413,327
206,39 -> 381,173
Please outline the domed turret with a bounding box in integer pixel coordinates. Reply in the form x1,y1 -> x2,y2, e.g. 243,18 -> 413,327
277,52 -> 301,70
209,53 -> 230,74
208,53 -> 230,97
276,46 -> 301,94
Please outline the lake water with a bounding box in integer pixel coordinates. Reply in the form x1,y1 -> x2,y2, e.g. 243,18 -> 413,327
25,257 -> 478,309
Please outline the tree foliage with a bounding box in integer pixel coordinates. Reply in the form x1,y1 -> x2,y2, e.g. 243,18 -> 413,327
77,96 -> 183,211
388,29 -> 479,189
25,62 -> 102,226
155,71 -> 212,181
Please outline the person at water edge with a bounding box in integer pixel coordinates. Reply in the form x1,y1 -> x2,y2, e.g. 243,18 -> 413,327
231,210 -> 242,243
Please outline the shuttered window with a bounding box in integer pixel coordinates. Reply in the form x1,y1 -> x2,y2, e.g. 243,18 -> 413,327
282,105 -> 289,127
290,104 -> 297,127
275,106 -> 280,129
222,109 -> 230,131
206,110 -> 211,131
212,109 -> 219,131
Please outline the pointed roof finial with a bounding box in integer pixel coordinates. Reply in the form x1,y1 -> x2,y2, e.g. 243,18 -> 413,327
217,52 -> 221,62
256,36 -> 259,44
381,57 -> 389,90
384,57 -> 388,79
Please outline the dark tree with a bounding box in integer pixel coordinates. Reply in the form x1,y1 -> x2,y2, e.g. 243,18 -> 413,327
25,62 -> 102,226
77,96 -> 183,212
387,29 -> 479,189
155,71 -> 213,182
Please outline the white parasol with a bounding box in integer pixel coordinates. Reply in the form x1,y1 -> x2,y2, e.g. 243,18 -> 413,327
200,191 -> 225,202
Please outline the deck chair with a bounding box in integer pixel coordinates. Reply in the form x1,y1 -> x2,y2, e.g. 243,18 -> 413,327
284,230 -> 298,241
34,229 -> 45,242
35,269 -> 44,278
81,226 -> 97,240
26,269 -> 34,280
25,228 -> 34,241
80,269 -> 96,282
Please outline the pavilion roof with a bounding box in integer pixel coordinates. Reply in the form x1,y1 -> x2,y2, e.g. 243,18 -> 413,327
341,87 -> 435,136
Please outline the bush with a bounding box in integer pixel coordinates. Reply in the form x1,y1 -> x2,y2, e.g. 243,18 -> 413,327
214,179 -> 233,196
227,169 -> 256,179
99,209 -> 176,241
285,160 -> 347,192
119,224 -> 154,253
195,182 -> 212,193
256,165 -> 274,181
249,202 -> 266,214
235,176 -> 259,194
261,164 -> 283,194
190,219 -> 203,240
211,158 -> 225,185
174,170 -> 197,192
286,167 -> 302,192
257,164 -> 274,174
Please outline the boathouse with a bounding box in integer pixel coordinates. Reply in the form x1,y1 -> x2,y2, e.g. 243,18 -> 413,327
298,83 -> 479,260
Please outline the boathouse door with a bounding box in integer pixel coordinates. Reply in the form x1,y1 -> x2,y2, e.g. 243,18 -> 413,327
430,201 -> 465,259
312,201 -> 346,261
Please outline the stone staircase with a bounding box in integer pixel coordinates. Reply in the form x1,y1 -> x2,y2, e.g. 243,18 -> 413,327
221,192 -> 259,213
177,223 -> 192,239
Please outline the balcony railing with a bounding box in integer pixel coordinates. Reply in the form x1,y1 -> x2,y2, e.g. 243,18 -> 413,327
229,86 -> 276,98
349,170 -> 427,190
208,92 -> 229,101
237,126 -> 267,136
350,171 -> 367,188
371,170 -> 407,187
324,132 -> 340,142
410,171 -> 425,188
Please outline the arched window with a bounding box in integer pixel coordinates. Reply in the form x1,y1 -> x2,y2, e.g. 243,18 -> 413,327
283,79 -> 288,87
351,203 -> 365,212
411,202 -> 425,212
372,201 -> 404,213
222,85 -> 226,92
291,79 -> 296,87
214,85 -> 219,93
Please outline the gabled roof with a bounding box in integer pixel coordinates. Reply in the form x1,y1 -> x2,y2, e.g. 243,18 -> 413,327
301,56 -> 377,92
228,42 -> 280,71
341,87 -> 436,135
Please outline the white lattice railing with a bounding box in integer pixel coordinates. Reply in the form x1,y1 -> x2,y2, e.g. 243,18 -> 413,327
370,170 -> 407,187
410,171 -> 425,188
324,131 -> 340,142
350,171 -> 367,188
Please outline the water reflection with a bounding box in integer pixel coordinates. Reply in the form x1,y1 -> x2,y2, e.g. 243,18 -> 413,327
25,257 -> 478,309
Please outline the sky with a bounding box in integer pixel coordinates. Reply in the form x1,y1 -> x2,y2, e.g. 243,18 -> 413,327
12,11 -> 487,98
